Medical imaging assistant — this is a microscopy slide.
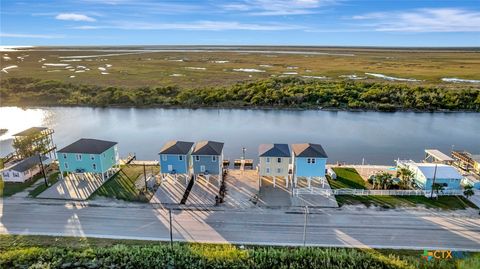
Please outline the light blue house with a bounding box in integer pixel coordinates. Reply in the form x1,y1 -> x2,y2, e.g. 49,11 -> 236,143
397,161 -> 462,190
191,141 -> 224,182
57,138 -> 119,181
291,143 -> 328,188
159,140 -> 194,179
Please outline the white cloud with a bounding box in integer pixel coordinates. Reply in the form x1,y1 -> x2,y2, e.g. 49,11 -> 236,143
0,32 -> 63,38
353,8 -> 480,32
221,0 -> 337,16
74,20 -> 303,31
55,13 -> 96,22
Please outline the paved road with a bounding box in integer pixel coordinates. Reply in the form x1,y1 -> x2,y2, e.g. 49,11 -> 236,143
1,198 -> 480,251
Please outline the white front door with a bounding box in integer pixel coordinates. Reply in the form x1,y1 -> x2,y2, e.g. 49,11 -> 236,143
168,165 -> 173,171
200,165 -> 206,172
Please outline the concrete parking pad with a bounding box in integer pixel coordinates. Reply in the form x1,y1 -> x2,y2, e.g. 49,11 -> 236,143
151,174 -> 219,207
37,173 -> 105,201
258,177 -> 292,207
186,175 -> 220,207
292,178 -> 339,208
222,170 -> 259,209
151,175 -> 189,205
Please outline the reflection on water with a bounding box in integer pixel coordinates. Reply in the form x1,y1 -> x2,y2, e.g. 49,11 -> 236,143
1,106 -> 479,165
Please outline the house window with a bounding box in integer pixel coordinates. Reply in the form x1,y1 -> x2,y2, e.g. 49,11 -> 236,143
3,172 -> 8,177
277,168 -> 282,173
162,155 -> 167,161
266,168 -> 270,174
64,162 -> 68,169
277,158 -> 282,163
266,157 -> 270,163
76,154 -> 82,161
179,155 -> 183,161
103,153 -> 106,158
195,156 -> 200,161
212,156 -> 216,162
90,154 -> 95,160
63,153 -> 67,159
307,158 -> 316,164
13,172 -> 19,177
92,163 -> 97,170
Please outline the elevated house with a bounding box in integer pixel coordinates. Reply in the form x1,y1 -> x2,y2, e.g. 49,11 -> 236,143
159,140 -> 194,181
191,140 -> 224,184
258,143 -> 291,188
291,143 -> 328,188
57,138 -> 119,181
1,154 -> 50,183
396,161 -> 462,190
6,127 -> 56,163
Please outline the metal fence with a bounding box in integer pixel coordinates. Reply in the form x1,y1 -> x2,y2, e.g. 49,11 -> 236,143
293,187 -> 464,197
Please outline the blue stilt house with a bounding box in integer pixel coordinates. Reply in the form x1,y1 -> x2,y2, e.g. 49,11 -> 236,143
57,138 -> 119,181
291,143 -> 328,188
191,140 -> 224,183
159,140 -> 194,180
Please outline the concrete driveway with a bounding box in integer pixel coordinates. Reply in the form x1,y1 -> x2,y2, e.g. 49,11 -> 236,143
37,173 -> 105,201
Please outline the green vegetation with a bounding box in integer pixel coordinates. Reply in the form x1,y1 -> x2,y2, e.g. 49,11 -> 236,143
0,173 -> 43,198
1,77 -> 479,111
1,235 -> 477,269
28,172 -> 59,197
91,165 -> 159,202
329,167 -> 368,189
335,195 -> 478,210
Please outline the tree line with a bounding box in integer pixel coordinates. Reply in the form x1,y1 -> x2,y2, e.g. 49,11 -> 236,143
1,77 -> 479,111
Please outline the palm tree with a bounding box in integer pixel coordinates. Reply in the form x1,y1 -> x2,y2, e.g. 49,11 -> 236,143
464,185 -> 475,199
374,172 -> 393,190
397,167 -> 414,189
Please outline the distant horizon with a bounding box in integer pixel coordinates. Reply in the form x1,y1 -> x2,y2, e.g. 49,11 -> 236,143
1,0 -> 479,47
1,45 -> 480,49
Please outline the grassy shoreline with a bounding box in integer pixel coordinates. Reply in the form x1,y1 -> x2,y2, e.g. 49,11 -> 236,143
1,77 -> 479,112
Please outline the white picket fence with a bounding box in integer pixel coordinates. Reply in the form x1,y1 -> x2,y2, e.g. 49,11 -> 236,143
293,187 -> 464,197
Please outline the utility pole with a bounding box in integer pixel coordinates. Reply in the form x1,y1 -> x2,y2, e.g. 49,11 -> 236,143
169,208 -> 173,248
143,163 -> 147,192
38,154 -> 48,187
430,164 -> 438,199
303,206 -> 309,247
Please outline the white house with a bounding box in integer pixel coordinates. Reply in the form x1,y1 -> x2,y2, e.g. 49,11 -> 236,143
1,154 -> 49,183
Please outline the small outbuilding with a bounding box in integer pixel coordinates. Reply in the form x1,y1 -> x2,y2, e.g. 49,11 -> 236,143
1,154 -> 50,183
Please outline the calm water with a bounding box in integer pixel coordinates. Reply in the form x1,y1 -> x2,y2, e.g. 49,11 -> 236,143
1,107 -> 479,165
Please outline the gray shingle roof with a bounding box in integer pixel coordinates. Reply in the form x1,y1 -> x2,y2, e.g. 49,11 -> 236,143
7,154 -> 48,172
159,141 -> 194,155
58,138 -> 117,154
291,143 -> 328,158
13,127 -> 48,137
192,141 -> 224,156
258,144 -> 291,157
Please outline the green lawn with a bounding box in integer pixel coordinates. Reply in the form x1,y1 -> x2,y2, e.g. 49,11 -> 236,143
28,172 -> 60,197
329,167 -> 368,189
335,195 -> 479,210
91,165 -> 159,202
0,173 -> 44,197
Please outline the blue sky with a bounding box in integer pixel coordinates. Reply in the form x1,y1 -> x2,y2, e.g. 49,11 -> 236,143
1,0 -> 479,46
